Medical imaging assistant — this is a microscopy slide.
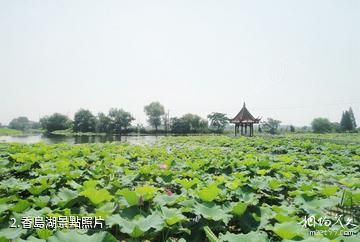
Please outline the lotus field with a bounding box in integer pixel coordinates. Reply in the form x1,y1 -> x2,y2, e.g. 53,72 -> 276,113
0,136 -> 359,242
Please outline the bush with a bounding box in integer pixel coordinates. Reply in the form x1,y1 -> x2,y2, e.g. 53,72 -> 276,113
311,118 -> 332,133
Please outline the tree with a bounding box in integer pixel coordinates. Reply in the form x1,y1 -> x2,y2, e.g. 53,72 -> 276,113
289,125 -> 295,132
331,122 -> 341,132
182,113 -> 208,133
29,121 -> 41,129
96,112 -> 112,133
198,119 -> 209,133
170,117 -> 191,134
340,111 -> 354,131
73,109 -> 96,133
311,117 -> 332,133
108,108 -> 135,134
8,116 -> 31,131
207,112 -> 228,133
262,118 -> 281,134
348,107 -> 357,129
144,102 -> 165,132
40,113 -> 72,133
170,114 -> 208,134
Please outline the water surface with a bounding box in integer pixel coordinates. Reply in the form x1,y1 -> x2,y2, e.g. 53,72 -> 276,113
0,134 -> 160,145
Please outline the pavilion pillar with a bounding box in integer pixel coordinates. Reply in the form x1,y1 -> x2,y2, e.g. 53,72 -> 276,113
245,124 -> 247,135
234,125 -> 237,136
240,124 -> 243,136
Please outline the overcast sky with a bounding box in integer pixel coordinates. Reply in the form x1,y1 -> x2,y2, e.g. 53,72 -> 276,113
1,0 -> 359,126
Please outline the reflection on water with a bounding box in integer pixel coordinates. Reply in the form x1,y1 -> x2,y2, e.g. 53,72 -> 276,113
0,134 -> 160,145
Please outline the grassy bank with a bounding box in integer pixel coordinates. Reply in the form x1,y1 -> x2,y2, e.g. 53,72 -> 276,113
0,128 -> 22,136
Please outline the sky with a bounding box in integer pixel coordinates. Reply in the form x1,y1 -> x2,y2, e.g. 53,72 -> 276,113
0,0 -> 359,127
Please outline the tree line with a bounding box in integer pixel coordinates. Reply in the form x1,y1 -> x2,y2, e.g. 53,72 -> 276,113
3,102 -> 231,135
311,107 -> 357,133
2,103 -> 357,135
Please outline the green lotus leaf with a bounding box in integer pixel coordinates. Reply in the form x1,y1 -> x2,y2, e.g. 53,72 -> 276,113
106,212 -> 164,238
83,180 -> 98,189
161,207 -> 186,226
193,202 -> 232,224
36,228 -> 53,240
117,188 -> 139,206
272,222 -> 308,240
0,228 -> 26,241
268,179 -> 282,190
339,177 -> 360,188
176,178 -> 200,189
51,188 -> 79,207
10,200 -> 30,213
28,183 -> 49,195
197,184 -> 221,202
0,204 -> 10,214
95,202 -> 117,218
220,231 -> 268,242
31,196 -> 50,208
47,231 -> 117,242
231,202 -> 248,216
319,186 -> 338,197
134,185 -> 158,201
225,180 -> 241,190
0,178 -> 31,192
81,188 -> 113,205
153,194 -> 180,206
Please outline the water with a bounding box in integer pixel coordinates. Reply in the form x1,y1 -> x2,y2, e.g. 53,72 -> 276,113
0,134 -> 160,145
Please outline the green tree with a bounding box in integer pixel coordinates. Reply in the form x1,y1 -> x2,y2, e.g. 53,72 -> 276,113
262,118 -> 281,134
170,114 -> 208,134
340,111 -> 354,131
289,125 -> 295,132
207,112 -> 228,133
96,112 -> 112,133
40,113 -> 72,133
311,117 -> 332,133
182,113 -> 208,133
29,121 -> 41,129
73,109 -> 96,132
331,122 -> 341,132
109,108 -> 135,134
170,117 -> 191,134
144,102 -> 165,132
8,116 -> 31,131
348,107 -> 357,129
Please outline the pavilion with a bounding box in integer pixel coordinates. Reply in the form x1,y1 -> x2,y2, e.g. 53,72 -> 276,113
230,103 -> 261,137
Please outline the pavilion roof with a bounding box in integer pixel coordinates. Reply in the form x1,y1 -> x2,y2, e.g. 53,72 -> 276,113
230,103 -> 260,124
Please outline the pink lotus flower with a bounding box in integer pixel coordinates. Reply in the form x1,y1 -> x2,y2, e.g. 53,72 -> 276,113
159,163 -> 168,170
165,188 -> 173,196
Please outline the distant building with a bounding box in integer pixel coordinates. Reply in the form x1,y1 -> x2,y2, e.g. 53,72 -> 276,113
230,103 -> 260,137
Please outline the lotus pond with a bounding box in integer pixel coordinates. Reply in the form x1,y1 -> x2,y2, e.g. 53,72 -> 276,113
0,136 -> 359,241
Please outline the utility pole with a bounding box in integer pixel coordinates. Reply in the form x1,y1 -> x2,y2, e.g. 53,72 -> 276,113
164,110 -> 170,135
